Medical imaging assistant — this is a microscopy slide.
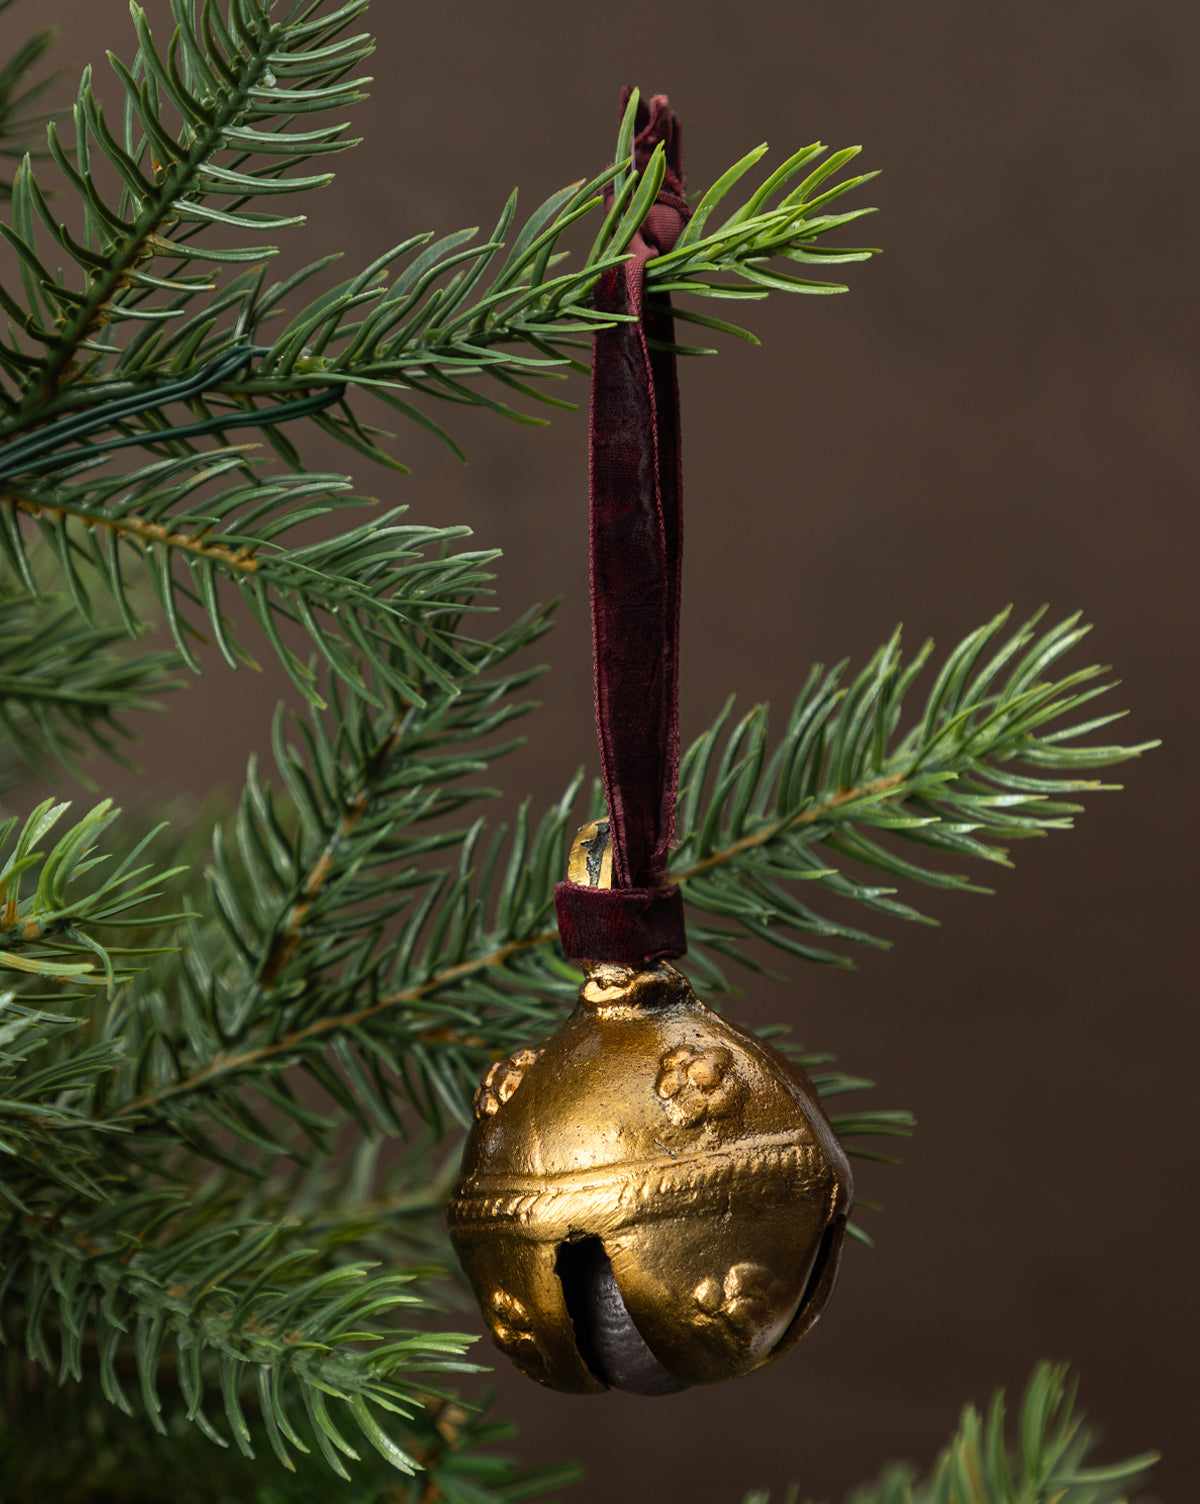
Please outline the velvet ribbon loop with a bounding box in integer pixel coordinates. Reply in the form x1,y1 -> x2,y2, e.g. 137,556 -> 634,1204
555,91 -> 690,966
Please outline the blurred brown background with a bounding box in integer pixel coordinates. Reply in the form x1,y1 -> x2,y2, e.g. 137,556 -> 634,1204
5,0 -> 1197,1497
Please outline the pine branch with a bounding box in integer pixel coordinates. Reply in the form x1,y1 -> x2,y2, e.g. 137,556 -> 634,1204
0,474 -> 515,712
213,115 -> 877,455
0,7 -> 875,729
0,994 -> 136,1207
99,780 -> 580,1151
1,1009 -> 568,1489
81,589 -> 558,1161
0,797 -> 189,996
0,570 -> 180,779
0,0 -> 372,412
667,607 -> 1158,972
0,0 -> 61,199
744,1362 -> 1158,1504
0,798 -> 196,1212
0,23 -> 876,475
1,1131 -> 578,1494
0,1354 -> 579,1503
245,1134 -> 463,1277
3,1191 -> 479,1478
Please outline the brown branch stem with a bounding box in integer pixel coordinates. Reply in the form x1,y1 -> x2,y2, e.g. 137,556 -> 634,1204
110,927 -> 557,1120
5,496 -> 259,572
669,770 -> 906,882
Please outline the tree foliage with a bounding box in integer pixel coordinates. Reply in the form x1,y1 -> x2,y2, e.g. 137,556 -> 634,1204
745,1363 -> 1159,1504
0,1 -> 1157,1499
0,0 -> 60,200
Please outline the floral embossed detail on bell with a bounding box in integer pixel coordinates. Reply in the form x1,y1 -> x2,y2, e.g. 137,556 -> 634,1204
473,1047 -> 543,1120
692,1262 -> 776,1348
656,1043 -> 740,1126
486,1289 -> 543,1365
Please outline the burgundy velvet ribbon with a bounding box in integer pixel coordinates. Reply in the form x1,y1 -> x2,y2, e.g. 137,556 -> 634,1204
555,91 -> 690,966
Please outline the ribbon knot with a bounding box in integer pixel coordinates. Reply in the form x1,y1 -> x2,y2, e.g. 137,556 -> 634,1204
640,199 -> 689,257
629,90 -> 685,186
626,90 -> 690,260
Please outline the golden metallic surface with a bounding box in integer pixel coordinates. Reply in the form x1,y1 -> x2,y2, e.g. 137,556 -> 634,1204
473,1048 -> 543,1119
566,818 -> 613,889
448,961 -> 853,1394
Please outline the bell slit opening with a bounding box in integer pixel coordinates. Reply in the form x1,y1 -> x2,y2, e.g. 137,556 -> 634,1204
771,1213 -> 848,1357
555,1237 -> 688,1396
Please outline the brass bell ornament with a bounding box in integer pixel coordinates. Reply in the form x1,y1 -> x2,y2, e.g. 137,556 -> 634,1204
447,948 -> 852,1394
448,92 -> 854,1395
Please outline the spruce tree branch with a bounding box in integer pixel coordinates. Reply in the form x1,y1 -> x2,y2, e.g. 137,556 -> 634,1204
257,709 -> 406,989
0,0 -> 369,433
82,593 -> 557,1151
216,598 -> 556,1000
295,1173 -> 460,1247
666,608 -> 1157,970
759,1362 -> 1159,1504
167,139 -> 876,465
0,476 -> 510,714
5,491 -> 259,571
1,1 -> 369,413
670,771 -> 906,884
0,1344 -> 578,1502
0,573 -> 179,779
16,43 -> 278,406
0,798 -> 188,998
0,50 -> 874,478
5,1195 -> 478,1478
0,996 -> 135,1208
0,2 -> 61,199
111,926 -> 555,1121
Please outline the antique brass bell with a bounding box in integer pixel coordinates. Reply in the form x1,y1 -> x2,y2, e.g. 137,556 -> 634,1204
447,826 -> 853,1395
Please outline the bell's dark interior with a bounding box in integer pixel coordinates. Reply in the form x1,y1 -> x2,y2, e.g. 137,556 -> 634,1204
556,1237 -> 686,1396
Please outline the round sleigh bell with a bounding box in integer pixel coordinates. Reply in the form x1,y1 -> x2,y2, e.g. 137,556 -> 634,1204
447,961 -> 853,1394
